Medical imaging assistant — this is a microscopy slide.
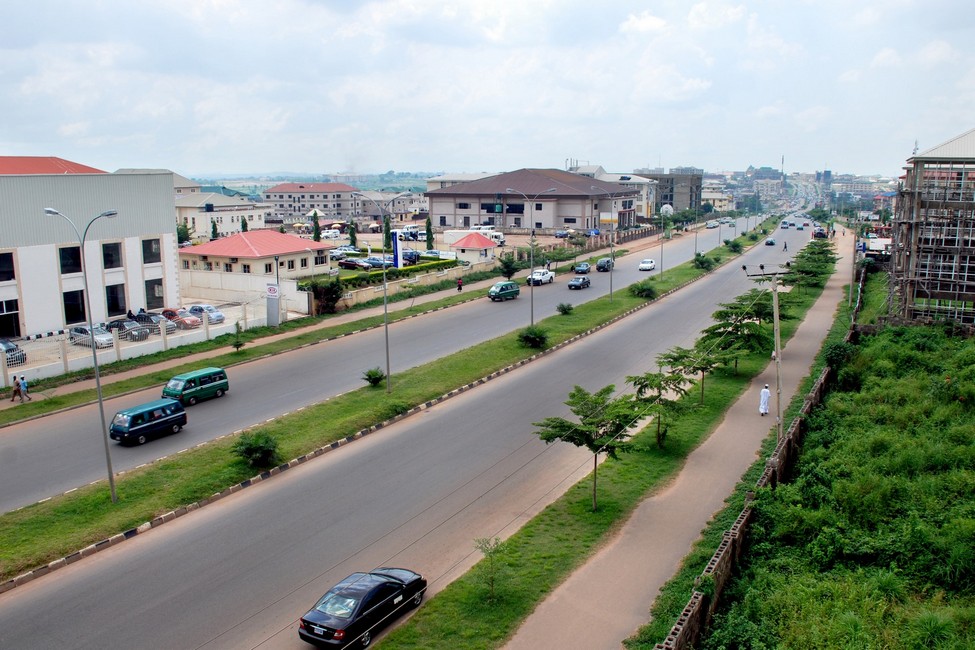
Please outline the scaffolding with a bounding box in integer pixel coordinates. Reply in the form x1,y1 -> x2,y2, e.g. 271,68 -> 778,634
891,151 -> 975,325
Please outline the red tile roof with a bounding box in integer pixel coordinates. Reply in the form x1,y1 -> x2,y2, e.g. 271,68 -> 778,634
0,156 -> 107,174
449,232 -> 497,249
263,182 -> 360,193
179,230 -> 331,259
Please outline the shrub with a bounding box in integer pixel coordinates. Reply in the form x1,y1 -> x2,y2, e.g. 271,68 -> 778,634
556,302 -> 574,315
725,240 -> 743,253
692,253 -> 716,271
363,367 -> 386,386
232,431 -> 281,469
518,326 -> 548,349
629,280 -> 659,300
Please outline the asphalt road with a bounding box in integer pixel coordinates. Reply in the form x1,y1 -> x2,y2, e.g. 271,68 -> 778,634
0,219 -> 811,649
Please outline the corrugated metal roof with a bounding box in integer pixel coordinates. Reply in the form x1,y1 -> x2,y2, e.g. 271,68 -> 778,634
427,168 -> 639,198
913,127 -> 975,161
0,156 -> 106,174
179,230 -> 328,259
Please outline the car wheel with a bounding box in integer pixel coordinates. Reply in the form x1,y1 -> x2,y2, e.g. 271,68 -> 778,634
359,630 -> 371,647
548,277 -> 553,284
170,424 -> 181,434
137,435 -> 147,445
187,396 -> 197,406
411,591 -> 423,607
215,388 -> 224,398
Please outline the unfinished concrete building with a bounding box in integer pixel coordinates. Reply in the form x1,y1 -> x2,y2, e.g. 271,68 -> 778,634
891,128 -> 975,325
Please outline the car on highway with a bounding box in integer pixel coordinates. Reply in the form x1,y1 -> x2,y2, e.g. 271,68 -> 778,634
0,338 -> 27,366
637,258 -> 657,271
567,276 -> 591,290
705,221 -> 718,229
105,318 -> 151,341
765,237 -> 776,246
338,258 -> 372,271
573,262 -> 591,274
134,311 -> 177,335
487,281 -> 520,301
595,257 -> 614,272
527,269 -> 555,285
68,325 -> 114,348
161,308 -> 202,330
298,568 -> 426,648
109,398 -> 187,446
814,228 -> 828,239
187,304 -> 226,325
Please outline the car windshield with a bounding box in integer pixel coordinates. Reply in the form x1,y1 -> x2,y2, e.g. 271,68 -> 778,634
92,327 -> 110,335
112,413 -> 131,427
166,379 -> 185,391
315,592 -> 358,619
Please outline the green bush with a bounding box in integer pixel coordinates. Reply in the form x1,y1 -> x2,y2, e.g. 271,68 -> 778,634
518,326 -> 549,349
363,367 -> 386,386
725,240 -> 743,253
556,303 -> 574,315
628,280 -> 658,300
692,253 -> 716,272
231,431 -> 281,469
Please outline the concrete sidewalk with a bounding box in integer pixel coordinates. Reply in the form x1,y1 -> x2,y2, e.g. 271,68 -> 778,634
504,233 -> 854,650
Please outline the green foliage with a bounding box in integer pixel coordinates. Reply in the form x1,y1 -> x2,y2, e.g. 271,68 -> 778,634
424,215 -> 434,250
306,278 -> 345,314
211,219 -> 218,239
497,254 -> 520,280
231,321 -> 245,352
240,218 -> 248,232
822,340 -> 855,370
627,367 -> 689,447
725,239 -> 743,253
176,222 -> 192,243
348,222 -> 358,248
556,302 -> 574,315
278,225 -> 285,233
383,214 -> 392,250
517,325 -> 548,349
362,367 -> 386,387
231,430 -> 281,469
692,252 -> 716,271
473,537 -> 509,602
628,280 -> 658,300
312,218 -> 321,242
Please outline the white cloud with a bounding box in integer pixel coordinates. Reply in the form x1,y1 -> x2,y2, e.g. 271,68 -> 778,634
620,10 -> 667,34
870,48 -> 901,68
687,2 -> 746,30
918,40 -> 954,67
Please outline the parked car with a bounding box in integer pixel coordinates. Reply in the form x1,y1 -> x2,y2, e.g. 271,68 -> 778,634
68,325 -> 115,348
109,398 -> 186,446
527,269 -> 555,285
105,318 -> 151,341
765,237 -> 776,246
329,250 -> 346,261
334,245 -> 360,254
595,257 -> 614,272
487,281 -> 520,301
338,258 -> 372,271
363,256 -> 394,269
133,311 -> 177,335
573,262 -> 591,274
554,230 -> 570,239
0,338 -> 27,366
298,568 -> 426,648
161,308 -> 202,330
637,258 -> 657,271
187,304 -> 226,325
567,276 -> 591,290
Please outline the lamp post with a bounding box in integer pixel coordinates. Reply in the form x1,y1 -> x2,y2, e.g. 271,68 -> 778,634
590,186 -> 630,302
44,207 -> 119,503
506,187 -> 557,325
742,263 -> 788,442
352,191 -> 408,392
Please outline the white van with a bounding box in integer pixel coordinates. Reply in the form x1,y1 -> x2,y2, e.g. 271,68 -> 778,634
469,225 -> 495,232
322,229 -> 341,240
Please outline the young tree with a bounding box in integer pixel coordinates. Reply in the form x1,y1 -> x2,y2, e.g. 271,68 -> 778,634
497,254 -> 519,280
312,217 -> 321,242
348,222 -> 358,249
533,385 -> 638,511
658,345 -> 722,404
383,214 -> 392,251
176,222 -> 192,243
627,369 -> 689,448
240,218 -> 248,233
211,219 -> 218,239
424,215 -> 434,250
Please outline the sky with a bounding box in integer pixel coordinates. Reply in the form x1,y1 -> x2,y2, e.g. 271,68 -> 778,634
3,0 -> 974,180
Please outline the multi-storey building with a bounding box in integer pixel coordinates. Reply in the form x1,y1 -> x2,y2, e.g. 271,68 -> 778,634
175,192 -> 272,241
262,182 -> 360,223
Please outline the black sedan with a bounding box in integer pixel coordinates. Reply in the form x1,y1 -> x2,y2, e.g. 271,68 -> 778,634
299,567 -> 426,647
567,276 -> 591,290
338,258 -> 372,271
765,237 -> 776,246
105,318 -> 151,341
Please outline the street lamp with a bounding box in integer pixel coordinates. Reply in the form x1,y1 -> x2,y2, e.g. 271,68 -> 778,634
352,191 -> 408,392
506,187 -> 557,325
742,263 -> 788,442
591,186 -> 629,302
44,207 -> 119,503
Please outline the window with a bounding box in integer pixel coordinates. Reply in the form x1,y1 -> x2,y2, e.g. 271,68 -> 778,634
287,259 -> 295,270
145,279 -> 164,310
564,217 -> 578,224
300,258 -> 308,268
505,203 -> 525,215
535,202 -> 543,211
457,202 -> 470,209
224,263 -> 233,272
264,263 -> 272,274
59,246 -> 82,274
142,239 -> 161,264
243,264 -> 251,274
439,216 -> 447,226
204,262 -> 213,271
182,260 -> 189,270
314,253 -> 325,265
0,252 -> 13,282
102,242 -> 122,269
105,284 -> 126,317
63,289 -> 86,324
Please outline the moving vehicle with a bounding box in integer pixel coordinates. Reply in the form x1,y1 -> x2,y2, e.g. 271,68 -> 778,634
298,568 -> 426,648
765,237 -> 776,246
595,257 -> 614,272
161,308 -> 202,330
567,276 -> 591,290
487,281 -> 520,301
162,367 -> 228,405
0,338 -> 27,366
396,224 -> 421,240
637,258 -> 657,271
705,221 -> 718,229
109,398 -> 187,446
573,262 -> 591,274
105,318 -> 151,341
527,269 -> 555,285
187,304 -> 226,325
134,311 -> 177,335
68,325 -> 114,348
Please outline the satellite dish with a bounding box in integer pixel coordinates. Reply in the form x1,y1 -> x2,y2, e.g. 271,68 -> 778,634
660,204 -> 675,217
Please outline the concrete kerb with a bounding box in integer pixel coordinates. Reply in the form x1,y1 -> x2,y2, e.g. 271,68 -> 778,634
0,236 -> 768,595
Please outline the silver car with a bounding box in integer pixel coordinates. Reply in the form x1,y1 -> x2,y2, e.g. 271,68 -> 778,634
187,304 -> 226,325
69,325 -> 114,349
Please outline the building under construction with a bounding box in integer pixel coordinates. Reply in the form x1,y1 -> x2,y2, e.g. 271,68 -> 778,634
890,128 -> 975,325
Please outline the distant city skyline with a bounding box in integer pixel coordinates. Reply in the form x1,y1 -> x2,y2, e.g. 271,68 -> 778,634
4,1 -> 972,179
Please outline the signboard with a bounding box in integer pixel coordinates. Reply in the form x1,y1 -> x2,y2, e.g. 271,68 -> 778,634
266,284 -> 280,298
599,211 -> 615,225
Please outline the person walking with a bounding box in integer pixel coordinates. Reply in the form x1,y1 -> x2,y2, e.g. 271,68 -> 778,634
10,376 -> 22,403
19,376 -> 31,401
759,384 -> 771,416
457,277 -> 463,292
783,241 -> 788,252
